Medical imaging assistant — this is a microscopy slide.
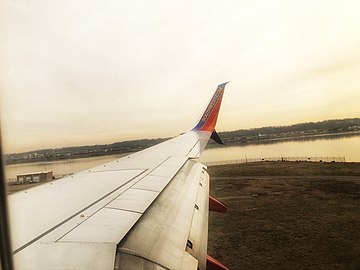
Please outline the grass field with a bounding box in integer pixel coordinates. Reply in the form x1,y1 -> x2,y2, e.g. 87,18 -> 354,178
207,161 -> 360,270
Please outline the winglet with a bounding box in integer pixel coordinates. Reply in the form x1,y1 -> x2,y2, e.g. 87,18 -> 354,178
192,82 -> 229,132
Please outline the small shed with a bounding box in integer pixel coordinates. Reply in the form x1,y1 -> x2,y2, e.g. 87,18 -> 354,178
17,171 -> 53,184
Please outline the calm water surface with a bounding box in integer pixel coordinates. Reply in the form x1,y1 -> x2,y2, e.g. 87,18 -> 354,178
5,134 -> 360,181
200,134 -> 360,163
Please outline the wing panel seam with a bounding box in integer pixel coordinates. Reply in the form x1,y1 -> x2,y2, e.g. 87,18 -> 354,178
55,156 -> 174,242
131,187 -> 160,193
12,169 -> 148,255
186,140 -> 200,156
103,207 -> 143,215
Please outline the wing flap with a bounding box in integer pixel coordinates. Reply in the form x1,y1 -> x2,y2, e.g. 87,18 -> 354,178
132,175 -> 170,192
186,170 -> 209,270
149,157 -> 187,178
116,160 -> 206,270
106,189 -> 158,213
60,208 -> 141,243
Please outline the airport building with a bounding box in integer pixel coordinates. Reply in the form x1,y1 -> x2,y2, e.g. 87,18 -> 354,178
17,171 -> 53,184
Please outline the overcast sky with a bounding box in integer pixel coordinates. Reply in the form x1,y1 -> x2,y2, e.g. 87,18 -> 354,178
1,0 -> 360,153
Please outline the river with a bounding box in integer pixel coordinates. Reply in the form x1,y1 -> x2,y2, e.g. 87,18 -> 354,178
5,133 -> 360,181
201,133 -> 360,163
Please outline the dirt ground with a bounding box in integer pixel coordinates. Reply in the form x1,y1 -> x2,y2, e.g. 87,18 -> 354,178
207,161 -> 360,270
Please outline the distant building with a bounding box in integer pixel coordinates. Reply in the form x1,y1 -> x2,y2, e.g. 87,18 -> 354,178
17,171 -> 53,184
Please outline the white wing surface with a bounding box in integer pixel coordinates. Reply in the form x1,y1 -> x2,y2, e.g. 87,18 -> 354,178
8,83 -> 229,270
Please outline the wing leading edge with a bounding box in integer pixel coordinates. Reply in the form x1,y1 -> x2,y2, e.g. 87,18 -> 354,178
9,83 -> 230,270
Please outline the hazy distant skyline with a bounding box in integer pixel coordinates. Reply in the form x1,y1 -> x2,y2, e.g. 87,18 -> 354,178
1,1 -> 360,153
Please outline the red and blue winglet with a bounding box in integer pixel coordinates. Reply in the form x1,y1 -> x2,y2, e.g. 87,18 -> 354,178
193,82 -> 229,144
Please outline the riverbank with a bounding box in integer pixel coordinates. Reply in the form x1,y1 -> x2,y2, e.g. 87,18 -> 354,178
5,130 -> 360,165
207,161 -> 360,270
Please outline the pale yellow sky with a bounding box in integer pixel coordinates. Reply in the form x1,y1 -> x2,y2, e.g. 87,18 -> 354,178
1,0 -> 360,153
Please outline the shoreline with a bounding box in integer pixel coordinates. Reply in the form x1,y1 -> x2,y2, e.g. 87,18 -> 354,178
207,130 -> 360,148
5,131 -> 360,166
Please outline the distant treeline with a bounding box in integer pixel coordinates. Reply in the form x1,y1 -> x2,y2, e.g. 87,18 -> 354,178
40,138 -> 168,156
218,118 -> 360,140
5,118 -> 360,164
5,138 -> 168,164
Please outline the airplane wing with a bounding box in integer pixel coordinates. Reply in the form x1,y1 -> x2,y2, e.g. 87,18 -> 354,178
8,83 -> 230,270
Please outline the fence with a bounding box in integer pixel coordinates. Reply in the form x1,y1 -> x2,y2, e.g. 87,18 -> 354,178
203,156 -> 346,166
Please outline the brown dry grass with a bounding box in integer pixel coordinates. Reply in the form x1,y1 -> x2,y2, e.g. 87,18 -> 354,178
207,162 -> 360,270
